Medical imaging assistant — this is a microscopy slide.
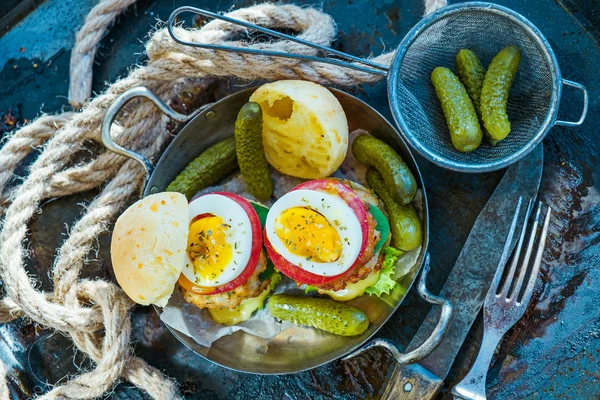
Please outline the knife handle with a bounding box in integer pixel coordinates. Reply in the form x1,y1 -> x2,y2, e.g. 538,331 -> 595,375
382,363 -> 444,400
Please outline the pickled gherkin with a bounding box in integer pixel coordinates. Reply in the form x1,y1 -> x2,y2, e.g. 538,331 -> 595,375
268,294 -> 369,336
456,49 -> 485,113
431,67 -> 483,152
166,137 -> 237,199
366,168 -> 422,252
456,49 -> 498,146
235,102 -> 273,200
351,135 -> 417,205
481,45 -> 521,141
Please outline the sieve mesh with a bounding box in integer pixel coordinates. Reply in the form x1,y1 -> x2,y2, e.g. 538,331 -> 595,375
393,9 -> 556,169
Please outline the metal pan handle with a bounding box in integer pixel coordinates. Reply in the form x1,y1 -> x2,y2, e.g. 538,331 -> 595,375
342,254 -> 452,398
101,87 -> 191,191
554,79 -> 588,127
167,6 -> 388,76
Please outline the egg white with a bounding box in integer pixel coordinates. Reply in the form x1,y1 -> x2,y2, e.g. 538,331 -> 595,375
265,189 -> 363,276
182,194 -> 252,287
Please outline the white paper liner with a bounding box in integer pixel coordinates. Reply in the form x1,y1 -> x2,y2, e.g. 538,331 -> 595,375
160,280 -> 298,347
160,130 -> 422,348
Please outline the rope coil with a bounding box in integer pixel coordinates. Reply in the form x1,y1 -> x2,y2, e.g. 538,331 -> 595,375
0,1 -> 446,398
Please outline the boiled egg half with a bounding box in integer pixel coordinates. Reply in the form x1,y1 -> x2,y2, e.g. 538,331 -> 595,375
179,192 -> 263,294
264,179 -> 370,284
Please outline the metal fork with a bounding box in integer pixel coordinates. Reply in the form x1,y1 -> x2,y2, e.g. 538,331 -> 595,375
452,199 -> 552,400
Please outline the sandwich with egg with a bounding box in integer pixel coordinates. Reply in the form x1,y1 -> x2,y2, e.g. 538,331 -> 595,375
111,191 -> 280,326
264,178 -> 421,301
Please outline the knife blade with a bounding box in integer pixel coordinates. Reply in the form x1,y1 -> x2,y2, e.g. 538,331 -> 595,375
382,144 -> 544,400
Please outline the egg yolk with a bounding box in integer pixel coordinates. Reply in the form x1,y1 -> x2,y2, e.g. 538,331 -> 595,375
274,207 -> 342,262
187,215 -> 232,282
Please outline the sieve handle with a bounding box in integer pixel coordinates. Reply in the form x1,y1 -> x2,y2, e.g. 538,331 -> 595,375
101,87 -> 192,191
167,6 -> 388,76
554,79 -> 589,127
341,254 -> 452,399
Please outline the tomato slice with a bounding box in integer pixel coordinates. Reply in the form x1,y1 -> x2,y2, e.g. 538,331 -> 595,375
265,179 -> 371,285
178,192 -> 263,295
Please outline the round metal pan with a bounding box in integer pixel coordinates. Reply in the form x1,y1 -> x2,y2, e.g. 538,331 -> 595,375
101,86 -> 451,374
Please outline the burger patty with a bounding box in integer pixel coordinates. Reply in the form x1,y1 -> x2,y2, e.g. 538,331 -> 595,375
180,251 -> 271,310
313,208 -> 382,291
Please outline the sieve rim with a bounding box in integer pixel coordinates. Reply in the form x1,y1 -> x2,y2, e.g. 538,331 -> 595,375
387,2 -> 562,173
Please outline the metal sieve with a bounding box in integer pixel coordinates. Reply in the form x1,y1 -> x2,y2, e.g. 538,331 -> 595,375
168,2 -> 588,173
388,2 -> 587,172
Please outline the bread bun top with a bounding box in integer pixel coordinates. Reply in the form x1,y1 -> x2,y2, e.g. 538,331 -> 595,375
250,80 -> 349,179
111,192 -> 188,306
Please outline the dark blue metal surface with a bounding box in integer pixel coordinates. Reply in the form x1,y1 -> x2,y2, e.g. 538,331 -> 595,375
0,0 -> 598,399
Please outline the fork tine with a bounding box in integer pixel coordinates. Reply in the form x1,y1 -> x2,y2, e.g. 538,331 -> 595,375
486,197 -> 524,299
519,205 -> 552,305
499,199 -> 534,297
509,202 -> 543,301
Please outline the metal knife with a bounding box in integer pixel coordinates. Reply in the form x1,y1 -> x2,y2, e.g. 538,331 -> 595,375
382,145 -> 544,399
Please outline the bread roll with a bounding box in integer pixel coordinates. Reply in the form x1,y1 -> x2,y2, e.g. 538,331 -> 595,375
250,80 -> 348,179
111,192 -> 188,306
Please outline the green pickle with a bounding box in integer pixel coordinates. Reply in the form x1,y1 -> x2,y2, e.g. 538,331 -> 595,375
235,102 -> 273,200
166,137 -> 237,199
366,169 -> 422,251
456,49 -> 485,113
431,67 -> 482,152
481,45 -> 521,141
456,49 -> 498,146
268,294 -> 369,336
351,135 -> 417,205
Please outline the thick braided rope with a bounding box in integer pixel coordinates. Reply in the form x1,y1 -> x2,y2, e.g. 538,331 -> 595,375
425,0 -> 448,15
0,113 -> 75,197
45,78 -> 216,200
0,361 -> 7,400
0,1 -> 446,398
69,0 -> 138,108
0,297 -> 23,323
38,281 -> 133,399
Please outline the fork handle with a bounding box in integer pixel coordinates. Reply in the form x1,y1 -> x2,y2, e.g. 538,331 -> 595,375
451,330 -> 503,400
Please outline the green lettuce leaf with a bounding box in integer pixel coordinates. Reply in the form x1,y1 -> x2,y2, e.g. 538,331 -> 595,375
370,204 -> 390,254
249,202 -> 276,281
365,246 -> 403,297
259,259 -> 276,281
250,202 -> 269,228
244,271 -> 282,312
304,284 -> 318,294
263,272 -> 282,301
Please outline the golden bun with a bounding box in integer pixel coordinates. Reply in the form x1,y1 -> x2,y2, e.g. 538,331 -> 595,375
111,192 -> 188,306
250,80 -> 349,179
